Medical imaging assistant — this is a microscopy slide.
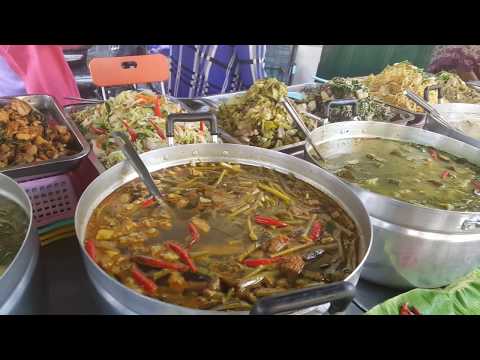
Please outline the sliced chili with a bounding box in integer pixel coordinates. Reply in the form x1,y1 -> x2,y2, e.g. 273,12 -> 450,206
254,215 -> 288,228
243,257 -> 283,268
154,96 -> 162,117
187,222 -> 200,249
131,264 -> 158,294
309,221 -> 323,241
441,170 -> 450,180
122,120 -> 138,142
90,125 -> 107,135
472,179 -> 480,191
132,255 -> 189,272
399,303 -> 413,315
399,303 -> 421,315
166,241 -> 197,272
149,118 -> 166,140
85,239 -> 96,262
142,197 -> 157,208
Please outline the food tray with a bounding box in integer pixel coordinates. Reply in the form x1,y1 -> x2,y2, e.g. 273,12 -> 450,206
0,95 -> 90,181
64,97 -> 216,174
185,83 -> 417,155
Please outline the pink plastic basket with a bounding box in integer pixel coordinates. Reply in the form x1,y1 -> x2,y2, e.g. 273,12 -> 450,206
19,174 -> 78,227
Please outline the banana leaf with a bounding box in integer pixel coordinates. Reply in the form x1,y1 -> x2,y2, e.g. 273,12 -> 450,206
367,268 -> 480,315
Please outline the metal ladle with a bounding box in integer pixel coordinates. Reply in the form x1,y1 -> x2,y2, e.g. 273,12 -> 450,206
111,131 -> 171,211
404,90 -> 454,130
281,97 -> 325,163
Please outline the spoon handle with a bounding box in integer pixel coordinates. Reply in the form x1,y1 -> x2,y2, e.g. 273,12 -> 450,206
281,98 -> 325,162
111,131 -> 165,203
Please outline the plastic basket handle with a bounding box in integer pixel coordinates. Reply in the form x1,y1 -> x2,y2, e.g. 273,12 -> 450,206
88,54 -> 170,87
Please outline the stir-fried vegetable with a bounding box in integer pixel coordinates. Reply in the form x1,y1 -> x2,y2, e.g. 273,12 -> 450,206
216,78 -> 316,148
86,163 -> 360,310
70,90 -> 210,168
296,77 -> 398,123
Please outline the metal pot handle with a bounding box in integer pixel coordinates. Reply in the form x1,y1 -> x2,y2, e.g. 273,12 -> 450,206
424,85 -> 444,103
166,112 -> 219,146
327,99 -> 358,121
249,281 -> 356,315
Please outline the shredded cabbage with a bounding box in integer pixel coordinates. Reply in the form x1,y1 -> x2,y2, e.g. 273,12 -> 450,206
71,90 -> 211,168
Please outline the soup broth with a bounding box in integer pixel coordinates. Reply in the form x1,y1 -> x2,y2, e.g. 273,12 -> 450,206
85,162 -> 361,311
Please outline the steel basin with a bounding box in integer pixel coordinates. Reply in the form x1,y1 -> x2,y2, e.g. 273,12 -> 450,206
424,103 -> 480,149
305,121 -> 480,289
0,173 -> 40,314
75,143 -> 372,314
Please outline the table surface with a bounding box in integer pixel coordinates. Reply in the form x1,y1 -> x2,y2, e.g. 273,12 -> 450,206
39,236 -> 402,315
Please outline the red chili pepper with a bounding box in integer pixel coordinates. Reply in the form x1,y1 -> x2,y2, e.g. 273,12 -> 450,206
399,303 -> 413,315
122,120 -> 138,142
154,96 -> 162,117
132,255 -> 189,272
90,125 -> 107,135
254,215 -> 288,228
85,239 -> 96,262
142,197 -> 157,208
131,264 -> 158,294
149,118 -> 166,140
410,306 -> 422,315
472,180 -> 480,191
166,241 -> 197,273
429,148 -> 439,160
309,221 -> 323,241
199,121 -> 205,132
243,257 -> 284,268
187,222 -> 200,249
441,170 -> 450,180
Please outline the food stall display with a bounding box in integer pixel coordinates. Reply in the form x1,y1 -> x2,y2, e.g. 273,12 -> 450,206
5,49 -> 480,315
68,90 -> 210,169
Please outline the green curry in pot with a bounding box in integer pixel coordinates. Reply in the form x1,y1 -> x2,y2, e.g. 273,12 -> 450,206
85,163 -> 360,311
311,138 -> 480,211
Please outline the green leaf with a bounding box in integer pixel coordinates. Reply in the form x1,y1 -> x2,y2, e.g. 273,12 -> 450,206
367,268 -> 480,315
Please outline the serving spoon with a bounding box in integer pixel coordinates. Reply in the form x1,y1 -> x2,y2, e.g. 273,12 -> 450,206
111,131 -> 172,212
281,97 -> 325,163
404,90 -> 454,130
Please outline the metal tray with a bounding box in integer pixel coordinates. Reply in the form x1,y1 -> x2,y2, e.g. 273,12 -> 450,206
64,96 -> 217,174
180,83 -> 417,155
0,95 -> 90,181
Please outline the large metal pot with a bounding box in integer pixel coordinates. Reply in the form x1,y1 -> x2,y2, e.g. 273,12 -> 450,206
304,121 -> 480,290
75,113 -> 372,315
424,103 -> 480,149
0,173 -> 41,314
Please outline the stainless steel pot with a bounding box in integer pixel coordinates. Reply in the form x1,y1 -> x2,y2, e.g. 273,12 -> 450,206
304,121 -> 480,289
424,103 -> 480,149
75,113 -> 372,315
0,173 -> 41,314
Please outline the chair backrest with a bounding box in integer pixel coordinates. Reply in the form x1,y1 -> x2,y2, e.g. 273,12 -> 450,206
88,54 -> 170,87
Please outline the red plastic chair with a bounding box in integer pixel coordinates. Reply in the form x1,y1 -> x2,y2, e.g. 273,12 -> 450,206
88,54 -> 170,100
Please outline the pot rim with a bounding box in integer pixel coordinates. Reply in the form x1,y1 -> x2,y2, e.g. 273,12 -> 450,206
0,173 -> 34,281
